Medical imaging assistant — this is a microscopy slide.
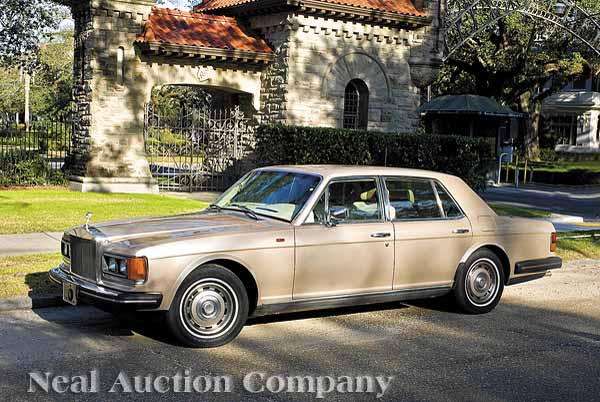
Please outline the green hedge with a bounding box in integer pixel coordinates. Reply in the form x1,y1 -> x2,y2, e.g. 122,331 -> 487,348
256,124 -> 494,190
0,153 -> 67,186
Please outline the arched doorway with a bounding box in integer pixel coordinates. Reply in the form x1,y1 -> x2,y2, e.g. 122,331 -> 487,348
144,84 -> 256,192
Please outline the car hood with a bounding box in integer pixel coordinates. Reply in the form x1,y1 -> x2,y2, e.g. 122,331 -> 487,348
67,211 -> 287,243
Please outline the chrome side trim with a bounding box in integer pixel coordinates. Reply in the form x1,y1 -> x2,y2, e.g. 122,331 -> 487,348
250,285 -> 452,317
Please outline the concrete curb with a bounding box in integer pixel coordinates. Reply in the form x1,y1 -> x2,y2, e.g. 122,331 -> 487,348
0,294 -> 65,312
548,214 -> 585,224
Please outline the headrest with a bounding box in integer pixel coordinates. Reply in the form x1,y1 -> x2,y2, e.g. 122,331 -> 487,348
360,188 -> 377,202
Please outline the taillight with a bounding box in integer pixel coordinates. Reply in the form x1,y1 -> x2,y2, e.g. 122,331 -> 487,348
550,232 -> 557,252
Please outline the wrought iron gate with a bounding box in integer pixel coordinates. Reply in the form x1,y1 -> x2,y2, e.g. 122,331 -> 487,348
144,103 -> 256,192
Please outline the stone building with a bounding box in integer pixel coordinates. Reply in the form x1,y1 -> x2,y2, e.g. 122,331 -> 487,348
63,0 -> 444,192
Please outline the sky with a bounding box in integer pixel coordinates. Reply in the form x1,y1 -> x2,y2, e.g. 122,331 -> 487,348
57,0 -> 196,33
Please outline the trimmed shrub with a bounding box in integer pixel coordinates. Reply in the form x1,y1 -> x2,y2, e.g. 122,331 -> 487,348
0,153 -> 67,186
256,124 -> 494,190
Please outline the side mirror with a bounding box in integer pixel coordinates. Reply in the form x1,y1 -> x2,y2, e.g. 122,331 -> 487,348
327,206 -> 348,226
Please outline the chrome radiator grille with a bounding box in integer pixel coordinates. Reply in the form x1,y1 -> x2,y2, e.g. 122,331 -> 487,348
70,237 -> 97,281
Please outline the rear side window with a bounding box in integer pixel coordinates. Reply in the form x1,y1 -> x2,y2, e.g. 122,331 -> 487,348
385,178 -> 442,220
434,182 -> 463,218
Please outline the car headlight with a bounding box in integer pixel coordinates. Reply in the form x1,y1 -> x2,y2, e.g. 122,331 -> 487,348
102,255 -> 147,282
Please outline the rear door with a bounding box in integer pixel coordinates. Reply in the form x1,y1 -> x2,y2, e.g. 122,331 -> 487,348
384,176 -> 473,290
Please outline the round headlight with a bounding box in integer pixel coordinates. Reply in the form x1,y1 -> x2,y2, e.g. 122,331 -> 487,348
119,260 -> 127,275
108,258 -> 117,273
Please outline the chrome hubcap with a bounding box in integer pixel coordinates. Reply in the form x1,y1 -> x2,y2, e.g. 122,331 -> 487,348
465,259 -> 499,306
180,279 -> 238,339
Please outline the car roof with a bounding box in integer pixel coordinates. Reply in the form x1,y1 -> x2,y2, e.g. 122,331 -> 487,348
258,165 -> 456,181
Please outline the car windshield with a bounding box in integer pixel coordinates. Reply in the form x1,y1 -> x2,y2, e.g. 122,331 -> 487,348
214,170 -> 321,222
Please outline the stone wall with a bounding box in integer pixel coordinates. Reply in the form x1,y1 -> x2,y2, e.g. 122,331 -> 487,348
255,13 -> 292,123
253,4 -> 443,132
69,4 -> 94,176
68,0 -> 264,192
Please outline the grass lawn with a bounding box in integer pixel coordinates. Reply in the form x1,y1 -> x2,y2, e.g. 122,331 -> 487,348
489,203 -> 551,219
557,231 -> 600,262
533,161 -> 600,173
0,188 -> 208,234
0,253 -> 61,299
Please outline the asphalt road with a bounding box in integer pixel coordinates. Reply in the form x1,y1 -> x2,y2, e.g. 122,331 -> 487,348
1,260 -> 599,402
481,185 -> 600,220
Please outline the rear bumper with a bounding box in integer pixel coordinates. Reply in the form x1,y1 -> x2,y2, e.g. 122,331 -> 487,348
514,257 -> 563,275
508,257 -> 562,286
49,266 -> 162,309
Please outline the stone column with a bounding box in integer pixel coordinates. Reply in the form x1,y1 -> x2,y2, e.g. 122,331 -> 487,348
409,0 -> 444,91
67,0 -> 158,193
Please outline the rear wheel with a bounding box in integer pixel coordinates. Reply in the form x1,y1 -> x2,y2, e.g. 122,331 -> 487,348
452,250 -> 505,314
166,264 -> 248,348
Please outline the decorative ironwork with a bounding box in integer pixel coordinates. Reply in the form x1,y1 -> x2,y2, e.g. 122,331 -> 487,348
144,103 -> 256,192
444,0 -> 600,61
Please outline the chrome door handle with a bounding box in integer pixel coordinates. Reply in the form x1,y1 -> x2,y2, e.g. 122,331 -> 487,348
452,229 -> 470,234
371,232 -> 392,238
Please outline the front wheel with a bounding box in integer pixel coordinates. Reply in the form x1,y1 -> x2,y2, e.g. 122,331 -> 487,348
452,250 -> 505,314
166,264 -> 248,348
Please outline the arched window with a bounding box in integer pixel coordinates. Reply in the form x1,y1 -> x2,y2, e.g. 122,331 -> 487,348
343,79 -> 369,130
116,47 -> 125,85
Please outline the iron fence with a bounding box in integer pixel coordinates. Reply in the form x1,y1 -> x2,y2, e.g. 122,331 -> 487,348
0,113 -> 73,185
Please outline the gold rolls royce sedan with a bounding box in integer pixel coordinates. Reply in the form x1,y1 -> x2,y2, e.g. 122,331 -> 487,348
50,166 -> 562,348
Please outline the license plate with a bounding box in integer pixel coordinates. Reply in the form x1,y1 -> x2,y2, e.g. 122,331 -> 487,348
62,282 -> 78,306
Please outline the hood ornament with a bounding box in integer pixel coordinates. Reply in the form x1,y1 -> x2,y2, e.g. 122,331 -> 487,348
85,211 -> 92,231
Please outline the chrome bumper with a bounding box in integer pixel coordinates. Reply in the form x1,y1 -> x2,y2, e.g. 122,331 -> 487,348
49,265 -> 162,309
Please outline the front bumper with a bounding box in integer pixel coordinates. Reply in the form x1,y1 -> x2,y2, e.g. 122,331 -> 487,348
49,266 -> 162,309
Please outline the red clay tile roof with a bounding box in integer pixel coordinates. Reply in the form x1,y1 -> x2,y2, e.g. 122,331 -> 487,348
135,8 -> 273,54
195,0 -> 426,17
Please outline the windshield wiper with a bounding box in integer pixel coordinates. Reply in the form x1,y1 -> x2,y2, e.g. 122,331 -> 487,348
230,204 -> 260,220
256,206 -> 279,213
208,203 -> 222,212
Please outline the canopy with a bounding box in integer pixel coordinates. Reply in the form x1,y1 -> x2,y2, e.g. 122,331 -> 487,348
418,95 -> 524,118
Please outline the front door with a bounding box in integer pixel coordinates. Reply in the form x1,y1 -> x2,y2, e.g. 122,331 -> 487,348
293,177 -> 395,300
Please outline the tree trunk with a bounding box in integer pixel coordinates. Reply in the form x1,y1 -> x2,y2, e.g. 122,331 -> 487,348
519,93 -> 541,159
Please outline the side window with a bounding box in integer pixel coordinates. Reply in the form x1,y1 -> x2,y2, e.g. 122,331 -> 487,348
434,182 -> 463,218
385,177 -> 442,220
306,192 -> 327,224
305,178 -> 381,224
329,179 -> 381,222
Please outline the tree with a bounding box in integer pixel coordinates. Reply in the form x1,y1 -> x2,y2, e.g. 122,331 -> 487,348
434,1 -> 600,157
30,29 -> 74,116
0,0 -> 68,69
0,29 -> 73,118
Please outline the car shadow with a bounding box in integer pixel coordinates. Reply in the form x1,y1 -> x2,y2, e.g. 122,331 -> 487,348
246,301 -> 410,325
